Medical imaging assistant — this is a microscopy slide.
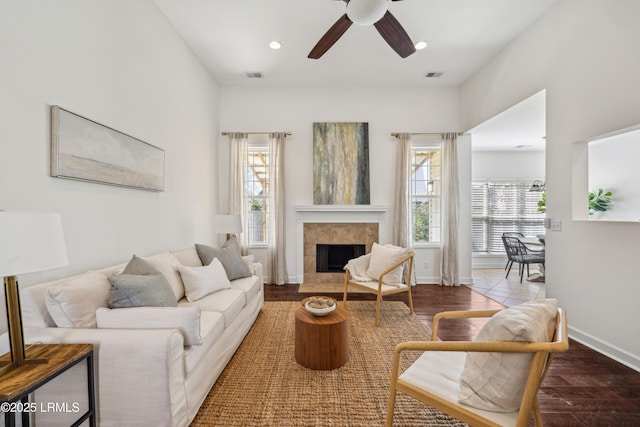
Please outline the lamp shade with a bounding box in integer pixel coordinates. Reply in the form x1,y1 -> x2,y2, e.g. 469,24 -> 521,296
0,212 -> 69,277
347,0 -> 389,26
212,214 -> 243,234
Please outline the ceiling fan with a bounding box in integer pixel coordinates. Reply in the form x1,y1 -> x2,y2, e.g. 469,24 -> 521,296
308,0 -> 416,59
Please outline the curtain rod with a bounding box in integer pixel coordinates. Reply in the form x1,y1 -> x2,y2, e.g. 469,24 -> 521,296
391,132 -> 463,137
221,131 -> 292,136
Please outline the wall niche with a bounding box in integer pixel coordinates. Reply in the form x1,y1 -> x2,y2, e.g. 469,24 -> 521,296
572,124 -> 640,222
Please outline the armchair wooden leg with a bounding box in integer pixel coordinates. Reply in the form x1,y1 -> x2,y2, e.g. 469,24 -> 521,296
343,273 -> 349,307
407,287 -> 414,315
385,387 -> 397,427
375,294 -> 382,327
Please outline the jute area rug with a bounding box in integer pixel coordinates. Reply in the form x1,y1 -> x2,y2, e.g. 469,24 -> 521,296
297,282 -> 366,293
192,301 -> 467,426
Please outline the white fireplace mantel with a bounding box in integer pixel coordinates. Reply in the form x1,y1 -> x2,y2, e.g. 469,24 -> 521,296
295,205 -> 388,283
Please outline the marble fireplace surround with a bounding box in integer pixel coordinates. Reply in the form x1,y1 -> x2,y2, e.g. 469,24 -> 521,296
295,205 -> 388,284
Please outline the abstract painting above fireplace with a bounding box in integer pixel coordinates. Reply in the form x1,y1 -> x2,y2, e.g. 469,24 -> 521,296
312,122 -> 370,205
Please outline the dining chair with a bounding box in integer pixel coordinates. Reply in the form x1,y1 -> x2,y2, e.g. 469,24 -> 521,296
502,235 -> 545,283
502,232 -> 525,272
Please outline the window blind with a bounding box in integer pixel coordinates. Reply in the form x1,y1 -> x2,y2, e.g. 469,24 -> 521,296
472,181 -> 545,253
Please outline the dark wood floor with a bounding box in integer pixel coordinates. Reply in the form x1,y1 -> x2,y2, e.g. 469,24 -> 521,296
265,283 -> 640,426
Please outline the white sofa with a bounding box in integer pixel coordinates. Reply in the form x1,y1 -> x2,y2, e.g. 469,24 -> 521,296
17,246 -> 264,427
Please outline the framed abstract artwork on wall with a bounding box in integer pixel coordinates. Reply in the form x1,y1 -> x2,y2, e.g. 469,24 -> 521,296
313,122 -> 370,205
50,105 -> 165,192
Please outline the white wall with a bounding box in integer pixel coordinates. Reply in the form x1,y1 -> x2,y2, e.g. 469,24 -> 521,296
462,0 -> 640,370
0,1 -> 220,332
472,151 -> 545,181
219,85 -> 470,283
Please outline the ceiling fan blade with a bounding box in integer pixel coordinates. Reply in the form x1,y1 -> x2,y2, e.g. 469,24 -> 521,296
374,11 -> 416,58
308,14 -> 353,59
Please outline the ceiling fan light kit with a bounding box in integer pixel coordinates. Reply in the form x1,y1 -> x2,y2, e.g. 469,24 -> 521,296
347,0 -> 388,26
309,0 -> 415,60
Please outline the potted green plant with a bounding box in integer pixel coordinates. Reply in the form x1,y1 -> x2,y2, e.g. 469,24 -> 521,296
537,192 -> 546,213
588,188 -> 612,215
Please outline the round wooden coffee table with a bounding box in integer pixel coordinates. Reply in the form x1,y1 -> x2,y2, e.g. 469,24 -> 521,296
295,299 -> 349,370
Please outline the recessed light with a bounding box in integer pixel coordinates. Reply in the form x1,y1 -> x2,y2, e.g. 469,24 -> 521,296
415,41 -> 428,50
269,41 -> 282,50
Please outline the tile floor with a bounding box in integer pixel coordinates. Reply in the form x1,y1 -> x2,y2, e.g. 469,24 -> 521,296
466,267 -> 546,307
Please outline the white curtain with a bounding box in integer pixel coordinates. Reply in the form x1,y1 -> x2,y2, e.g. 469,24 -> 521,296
392,133 -> 416,285
228,132 -> 250,254
440,132 -> 460,286
268,132 -> 287,285
393,133 -> 412,248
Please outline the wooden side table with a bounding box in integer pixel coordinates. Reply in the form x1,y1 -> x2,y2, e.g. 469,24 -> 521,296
0,344 -> 96,427
295,303 -> 349,370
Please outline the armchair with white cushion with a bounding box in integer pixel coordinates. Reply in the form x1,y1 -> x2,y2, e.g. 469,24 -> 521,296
343,243 -> 414,326
386,299 -> 568,427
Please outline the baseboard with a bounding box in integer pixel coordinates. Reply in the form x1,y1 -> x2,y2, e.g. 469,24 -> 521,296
568,325 -> 640,373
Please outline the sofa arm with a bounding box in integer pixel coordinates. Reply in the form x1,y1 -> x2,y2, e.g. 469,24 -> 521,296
24,327 -> 189,427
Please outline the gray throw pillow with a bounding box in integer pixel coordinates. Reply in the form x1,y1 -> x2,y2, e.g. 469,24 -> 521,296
108,274 -> 177,308
195,236 -> 252,280
108,255 -> 178,308
123,255 -> 159,275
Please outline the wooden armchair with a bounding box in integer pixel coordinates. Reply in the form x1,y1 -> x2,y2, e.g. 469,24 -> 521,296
386,305 -> 568,427
343,247 -> 414,326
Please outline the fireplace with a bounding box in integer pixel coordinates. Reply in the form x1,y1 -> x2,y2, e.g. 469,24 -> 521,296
295,205 -> 388,284
316,244 -> 366,273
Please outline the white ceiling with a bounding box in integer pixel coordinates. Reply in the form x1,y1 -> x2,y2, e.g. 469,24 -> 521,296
154,0 -> 554,151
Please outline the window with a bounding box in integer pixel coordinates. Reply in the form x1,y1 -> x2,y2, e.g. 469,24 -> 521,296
246,140 -> 270,245
472,181 -> 545,253
411,143 -> 441,244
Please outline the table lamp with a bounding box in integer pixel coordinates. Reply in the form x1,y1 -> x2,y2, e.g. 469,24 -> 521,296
0,212 -> 68,375
212,214 -> 243,240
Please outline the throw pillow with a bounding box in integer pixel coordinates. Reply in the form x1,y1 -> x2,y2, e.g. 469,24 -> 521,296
177,258 -> 232,302
44,272 -> 111,328
365,243 -> 408,285
96,306 -> 203,346
458,298 -> 559,412
108,273 -> 177,308
142,252 -> 186,301
195,236 -> 252,280
242,254 -> 255,275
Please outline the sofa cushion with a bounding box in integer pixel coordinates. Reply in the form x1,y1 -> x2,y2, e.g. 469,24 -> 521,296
196,236 -> 252,280
183,311 -> 225,376
242,255 -> 255,274
96,306 -> 203,345
230,274 -> 261,299
142,253 -> 187,301
44,272 -> 111,328
366,243 -> 408,285
178,258 -> 231,302
171,246 -> 204,268
458,298 -> 558,412
107,273 -> 177,308
179,288 -> 245,327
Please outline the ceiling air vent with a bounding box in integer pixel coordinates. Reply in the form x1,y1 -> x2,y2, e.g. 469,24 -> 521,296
425,72 -> 443,78
246,72 -> 264,79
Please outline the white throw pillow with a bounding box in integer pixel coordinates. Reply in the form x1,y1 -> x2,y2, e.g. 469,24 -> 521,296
96,306 -> 203,346
143,252 -> 186,301
242,255 -> 255,275
45,272 -> 111,328
177,258 -> 231,302
458,298 -> 559,412
365,243 -> 408,285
